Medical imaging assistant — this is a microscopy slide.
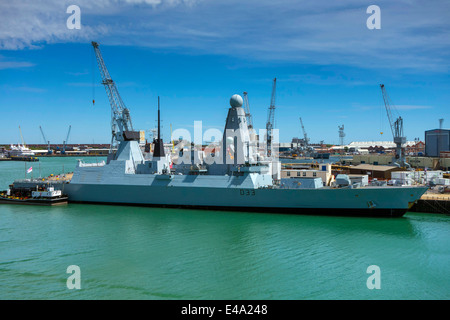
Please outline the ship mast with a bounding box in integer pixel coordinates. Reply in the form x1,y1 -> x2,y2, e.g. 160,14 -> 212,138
153,96 -> 165,158
91,41 -> 138,152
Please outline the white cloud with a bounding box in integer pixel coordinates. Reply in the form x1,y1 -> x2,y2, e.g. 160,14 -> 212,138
123,0 -> 198,5
353,104 -> 433,111
394,105 -> 433,110
0,60 -> 35,69
0,0 -> 202,50
0,1 -> 100,50
125,0 -> 162,4
0,84 -> 46,93
0,0 -> 449,72
0,54 -> 35,69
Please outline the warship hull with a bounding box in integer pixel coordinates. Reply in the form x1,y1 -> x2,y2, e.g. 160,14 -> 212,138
64,172 -> 427,217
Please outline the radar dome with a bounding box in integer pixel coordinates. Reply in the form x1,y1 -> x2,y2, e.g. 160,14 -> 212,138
229,94 -> 243,108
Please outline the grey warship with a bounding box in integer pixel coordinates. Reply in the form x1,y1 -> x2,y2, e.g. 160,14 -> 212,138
63,42 -> 427,217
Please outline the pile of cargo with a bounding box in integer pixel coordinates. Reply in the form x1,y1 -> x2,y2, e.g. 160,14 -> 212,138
389,170 -> 450,186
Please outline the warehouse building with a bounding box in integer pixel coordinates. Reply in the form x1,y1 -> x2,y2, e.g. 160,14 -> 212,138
348,164 -> 403,180
281,163 -> 334,186
425,128 -> 450,157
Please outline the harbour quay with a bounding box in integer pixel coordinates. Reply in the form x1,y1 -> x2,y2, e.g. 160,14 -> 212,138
409,193 -> 450,215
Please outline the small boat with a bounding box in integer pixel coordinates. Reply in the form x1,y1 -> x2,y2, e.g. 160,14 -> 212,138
0,185 -> 68,206
9,156 -> 39,162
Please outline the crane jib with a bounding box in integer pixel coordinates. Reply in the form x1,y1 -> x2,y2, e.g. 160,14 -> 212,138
92,41 -> 137,147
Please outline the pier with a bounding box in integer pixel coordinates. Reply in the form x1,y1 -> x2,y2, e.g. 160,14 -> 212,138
411,193 -> 450,215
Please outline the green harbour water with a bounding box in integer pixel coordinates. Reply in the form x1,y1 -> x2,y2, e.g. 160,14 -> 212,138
0,157 -> 449,299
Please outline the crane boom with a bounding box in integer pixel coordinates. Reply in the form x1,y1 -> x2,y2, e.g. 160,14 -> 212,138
299,117 -> 308,147
91,41 -> 138,150
380,84 -> 397,138
379,84 -> 409,168
62,125 -> 71,154
39,126 -> 52,154
242,92 -> 253,130
266,78 -> 277,156
18,126 -> 26,147
39,126 -> 47,144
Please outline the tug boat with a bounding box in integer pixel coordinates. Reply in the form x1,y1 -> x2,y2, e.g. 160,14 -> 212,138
0,184 -> 68,206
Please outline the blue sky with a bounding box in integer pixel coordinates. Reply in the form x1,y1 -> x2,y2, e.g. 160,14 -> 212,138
0,0 -> 449,145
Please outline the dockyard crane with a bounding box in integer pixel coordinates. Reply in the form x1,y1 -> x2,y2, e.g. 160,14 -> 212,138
266,78 -> 277,157
62,125 -> 71,154
299,117 -> 309,148
380,84 -> 409,168
242,92 -> 254,131
39,126 -> 52,155
18,126 -> 26,147
91,41 -> 139,152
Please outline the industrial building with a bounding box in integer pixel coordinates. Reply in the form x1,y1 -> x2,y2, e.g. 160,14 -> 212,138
281,163 -> 334,186
344,154 -> 450,170
425,128 -> 450,157
331,141 -> 420,154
